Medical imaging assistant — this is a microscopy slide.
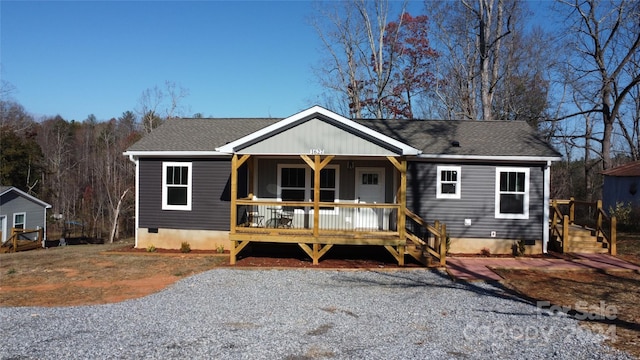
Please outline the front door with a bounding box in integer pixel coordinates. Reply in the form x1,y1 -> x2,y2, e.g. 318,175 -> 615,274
355,168 -> 385,229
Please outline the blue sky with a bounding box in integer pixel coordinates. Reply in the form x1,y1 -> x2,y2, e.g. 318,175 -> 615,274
2,1 -> 555,122
1,1 -> 330,121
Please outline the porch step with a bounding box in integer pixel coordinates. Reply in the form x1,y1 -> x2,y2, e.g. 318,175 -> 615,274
553,225 -> 610,254
405,243 -> 442,267
566,240 -> 609,253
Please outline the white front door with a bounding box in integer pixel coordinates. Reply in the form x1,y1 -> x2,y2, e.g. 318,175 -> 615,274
355,168 -> 385,229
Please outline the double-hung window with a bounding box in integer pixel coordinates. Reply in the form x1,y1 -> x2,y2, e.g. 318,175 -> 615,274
495,167 -> 529,219
436,166 -> 461,199
14,213 -> 26,229
278,164 -> 339,212
162,162 -> 192,211
313,167 -> 337,210
280,166 -> 306,203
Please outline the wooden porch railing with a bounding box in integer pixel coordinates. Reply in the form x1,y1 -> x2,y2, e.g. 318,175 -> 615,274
232,198 -> 446,266
1,228 -> 44,253
234,199 -> 401,234
550,198 -> 617,255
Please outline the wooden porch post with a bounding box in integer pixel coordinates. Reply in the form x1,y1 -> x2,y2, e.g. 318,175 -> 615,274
300,154 -> 334,264
229,154 -> 250,265
398,158 -> 407,240
230,154 -> 239,236
386,156 -> 407,266
386,157 -> 407,238
247,156 -> 255,198
313,155 -> 321,238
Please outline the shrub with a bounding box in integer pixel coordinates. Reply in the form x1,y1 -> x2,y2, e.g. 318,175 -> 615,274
216,244 -> 225,253
146,244 -> 156,253
480,247 -> 491,257
180,242 -> 191,253
609,201 -> 633,225
516,239 -> 526,256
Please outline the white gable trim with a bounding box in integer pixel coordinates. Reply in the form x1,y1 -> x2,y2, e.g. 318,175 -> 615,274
215,106 -> 421,156
0,186 -> 52,209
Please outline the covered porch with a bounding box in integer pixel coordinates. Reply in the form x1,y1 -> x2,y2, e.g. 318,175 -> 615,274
228,153 -> 447,266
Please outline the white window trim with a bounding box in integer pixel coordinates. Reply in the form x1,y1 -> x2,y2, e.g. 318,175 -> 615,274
14,212 -> 26,229
436,166 -> 461,199
276,164 -> 340,214
162,162 -> 192,211
495,167 -> 529,219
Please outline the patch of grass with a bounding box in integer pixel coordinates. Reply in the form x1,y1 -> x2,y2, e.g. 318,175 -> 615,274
6,268 -> 17,275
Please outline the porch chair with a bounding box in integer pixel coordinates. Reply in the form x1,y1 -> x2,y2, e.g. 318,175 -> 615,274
247,206 -> 265,227
265,206 -> 294,228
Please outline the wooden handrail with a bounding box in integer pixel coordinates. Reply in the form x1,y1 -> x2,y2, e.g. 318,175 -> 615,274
2,228 -> 44,252
596,205 -> 617,255
550,198 -> 617,255
549,200 -> 567,250
404,209 -> 446,265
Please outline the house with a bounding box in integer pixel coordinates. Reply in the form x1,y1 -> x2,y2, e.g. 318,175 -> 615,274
124,106 -> 561,264
0,186 -> 51,243
602,160 -> 640,211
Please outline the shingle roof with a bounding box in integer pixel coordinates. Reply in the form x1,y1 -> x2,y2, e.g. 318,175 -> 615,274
126,116 -> 560,159
355,119 -> 561,158
126,118 -> 281,152
601,161 -> 640,177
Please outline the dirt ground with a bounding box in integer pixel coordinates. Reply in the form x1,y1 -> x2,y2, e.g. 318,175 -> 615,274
1,234 -> 639,358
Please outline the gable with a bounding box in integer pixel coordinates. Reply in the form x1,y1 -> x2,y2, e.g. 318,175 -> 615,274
216,106 -> 420,156
235,117 -> 403,156
0,186 -> 51,209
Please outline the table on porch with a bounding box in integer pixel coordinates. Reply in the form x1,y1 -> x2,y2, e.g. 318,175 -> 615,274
266,207 -> 294,228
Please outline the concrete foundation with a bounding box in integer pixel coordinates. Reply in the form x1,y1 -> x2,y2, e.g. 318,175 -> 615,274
137,228 -> 231,251
449,237 -> 543,255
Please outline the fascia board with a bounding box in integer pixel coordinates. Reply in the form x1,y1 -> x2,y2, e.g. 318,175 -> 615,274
122,151 -> 230,158
417,154 -> 563,162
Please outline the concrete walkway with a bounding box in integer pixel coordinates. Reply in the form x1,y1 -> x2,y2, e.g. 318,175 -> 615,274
446,253 -> 640,281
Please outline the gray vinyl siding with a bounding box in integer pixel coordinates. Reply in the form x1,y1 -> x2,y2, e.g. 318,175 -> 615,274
0,192 -> 47,230
407,162 -> 545,241
255,158 -> 394,202
138,158 -> 235,231
239,118 -> 400,156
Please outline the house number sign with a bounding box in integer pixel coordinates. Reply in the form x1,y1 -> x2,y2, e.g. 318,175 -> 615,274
309,148 -> 325,155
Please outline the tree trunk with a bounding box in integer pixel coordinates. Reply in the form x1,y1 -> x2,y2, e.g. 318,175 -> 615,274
109,188 -> 130,244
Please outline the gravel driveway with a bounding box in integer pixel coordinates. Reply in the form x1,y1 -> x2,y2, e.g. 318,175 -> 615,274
0,269 -> 632,359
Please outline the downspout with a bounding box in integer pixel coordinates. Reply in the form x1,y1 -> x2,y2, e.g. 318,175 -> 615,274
42,207 -> 49,247
128,154 -> 139,248
542,161 -> 551,253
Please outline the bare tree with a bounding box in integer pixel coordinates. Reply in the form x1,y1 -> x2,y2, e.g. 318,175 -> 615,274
556,0 -> 640,170
312,0 -> 418,119
136,81 -> 189,133
427,0 -> 549,121
311,0 -> 369,118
